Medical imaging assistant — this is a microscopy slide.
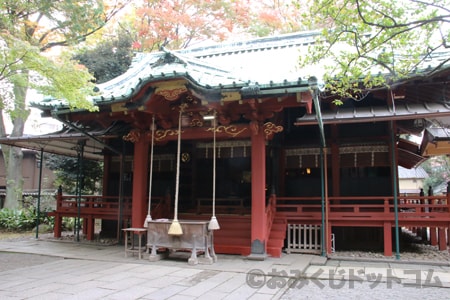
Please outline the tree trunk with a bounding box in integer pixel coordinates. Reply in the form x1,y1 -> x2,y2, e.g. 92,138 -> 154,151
4,147 -> 24,209
0,99 -> 7,209
2,80 -> 30,209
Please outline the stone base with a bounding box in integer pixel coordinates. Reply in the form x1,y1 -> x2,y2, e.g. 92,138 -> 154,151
247,253 -> 267,261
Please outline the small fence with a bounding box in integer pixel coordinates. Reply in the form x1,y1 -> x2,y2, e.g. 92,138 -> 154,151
285,223 -> 335,254
286,224 -> 322,254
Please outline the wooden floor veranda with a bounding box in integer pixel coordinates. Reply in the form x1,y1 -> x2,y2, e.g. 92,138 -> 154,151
48,192 -> 450,257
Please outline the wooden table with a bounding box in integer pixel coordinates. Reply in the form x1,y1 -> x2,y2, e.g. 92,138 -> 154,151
146,220 -> 217,265
122,228 -> 147,259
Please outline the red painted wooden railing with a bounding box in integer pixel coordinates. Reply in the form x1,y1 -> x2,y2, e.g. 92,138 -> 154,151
276,195 -> 450,227
50,192 -> 171,240
55,195 -> 131,217
54,193 -> 169,219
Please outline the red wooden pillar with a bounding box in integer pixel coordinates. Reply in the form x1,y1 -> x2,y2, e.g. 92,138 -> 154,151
54,214 -> 62,238
430,227 -> 438,246
383,222 -> 393,256
131,139 -> 149,228
86,218 -> 95,240
250,123 -> 267,257
279,148 -> 286,196
53,187 -> 62,238
438,228 -> 447,251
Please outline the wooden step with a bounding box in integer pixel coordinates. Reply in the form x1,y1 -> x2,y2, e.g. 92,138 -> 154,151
214,236 -> 249,245
268,238 -> 284,247
172,213 -> 288,257
273,218 -> 287,224
215,244 -> 251,256
267,246 -> 283,257
266,215 -> 287,258
214,229 -> 252,240
203,215 -> 251,256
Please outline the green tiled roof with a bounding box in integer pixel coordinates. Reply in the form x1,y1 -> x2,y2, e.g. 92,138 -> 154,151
34,31 -> 320,109
33,30 -> 450,109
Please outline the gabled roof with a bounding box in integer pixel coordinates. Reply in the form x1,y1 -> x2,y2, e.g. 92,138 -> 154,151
33,31 -> 321,110
94,50 -> 251,104
36,50 -> 245,108
33,29 -> 450,125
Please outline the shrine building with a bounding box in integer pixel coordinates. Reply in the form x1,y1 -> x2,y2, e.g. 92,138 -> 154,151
2,31 -> 450,259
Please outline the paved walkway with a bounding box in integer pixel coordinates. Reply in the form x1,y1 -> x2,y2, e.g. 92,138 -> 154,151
0,238 -> 450,299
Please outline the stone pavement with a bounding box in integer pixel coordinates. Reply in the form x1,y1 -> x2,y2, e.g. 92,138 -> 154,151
0,238 -> 449,299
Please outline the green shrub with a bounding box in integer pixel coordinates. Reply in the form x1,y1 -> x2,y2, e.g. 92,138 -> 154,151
0,208 -> 56,231
0,208 -> 83,233
62,217 -> 76,231
0,208 -> 36,231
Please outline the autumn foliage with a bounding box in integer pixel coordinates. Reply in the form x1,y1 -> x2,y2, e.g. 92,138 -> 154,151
129,0 -> 307,51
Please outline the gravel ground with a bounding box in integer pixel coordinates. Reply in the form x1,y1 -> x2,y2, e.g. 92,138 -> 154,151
330,243 -> 450,263
329,230 -> 450,263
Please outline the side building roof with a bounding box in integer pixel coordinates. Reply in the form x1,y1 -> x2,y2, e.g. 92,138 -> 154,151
398,166 -> 429,179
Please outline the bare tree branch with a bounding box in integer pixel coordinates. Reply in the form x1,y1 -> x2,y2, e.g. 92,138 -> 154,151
356,0 -> 450,30
39,1 -> 131,52
410,0 -> 450,14
0,51 -> 27,82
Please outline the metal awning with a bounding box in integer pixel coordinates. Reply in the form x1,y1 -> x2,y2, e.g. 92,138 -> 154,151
0,124 -> 126,160
0,132 -> 103,160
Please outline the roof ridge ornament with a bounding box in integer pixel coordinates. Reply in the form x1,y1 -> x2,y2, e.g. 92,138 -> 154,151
155,46 -> 188,67
240,83 -> 260,96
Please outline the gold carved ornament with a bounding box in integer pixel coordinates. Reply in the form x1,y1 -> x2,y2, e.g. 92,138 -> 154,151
207,125 -> 248,138
123,129 -> 142,143
156,87 -> 188,101
181,152 -> 191,163
154,129 -> 182,142
263,122 -> 283,139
